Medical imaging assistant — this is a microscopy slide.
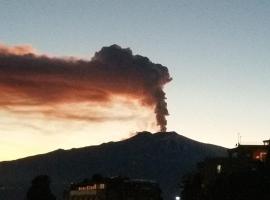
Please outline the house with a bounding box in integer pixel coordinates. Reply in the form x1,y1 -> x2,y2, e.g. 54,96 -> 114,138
199,139 -> 270,179
228,139 -> 270,161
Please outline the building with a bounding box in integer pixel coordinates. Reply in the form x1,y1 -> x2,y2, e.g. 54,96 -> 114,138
228,139 -> 270,161
64,175 -> 163,200
181,139 -> 270,200
198,139 -> 270,182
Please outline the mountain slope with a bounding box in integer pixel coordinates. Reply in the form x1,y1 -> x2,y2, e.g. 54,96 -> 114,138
0,132 -> 227,200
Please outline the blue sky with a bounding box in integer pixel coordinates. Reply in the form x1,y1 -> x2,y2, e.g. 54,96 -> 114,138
0,0 -> 270,160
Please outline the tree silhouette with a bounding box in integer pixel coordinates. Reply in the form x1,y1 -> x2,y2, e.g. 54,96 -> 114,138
26,175 -> 56,200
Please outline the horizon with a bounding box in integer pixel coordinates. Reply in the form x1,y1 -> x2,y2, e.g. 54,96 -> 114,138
1,130 -> 265,162
1,0 -> 270,161
0,130 -> 226,162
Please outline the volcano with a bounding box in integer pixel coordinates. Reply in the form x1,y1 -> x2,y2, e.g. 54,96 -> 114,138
0,132 -> 227,200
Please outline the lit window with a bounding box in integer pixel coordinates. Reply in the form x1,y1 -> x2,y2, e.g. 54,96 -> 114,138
99,184 -> 105,189
217,164 -> 222,174
260,152 -> 267,161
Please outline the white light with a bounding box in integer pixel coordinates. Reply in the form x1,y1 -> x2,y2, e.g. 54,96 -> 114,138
175,196 -> 180,200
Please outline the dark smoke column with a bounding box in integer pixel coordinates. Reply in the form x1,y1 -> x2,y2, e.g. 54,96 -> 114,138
92,45 -> 172,132
155,89 -> 169,132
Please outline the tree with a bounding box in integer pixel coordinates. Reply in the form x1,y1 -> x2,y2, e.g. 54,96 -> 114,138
26,175 -> 56,200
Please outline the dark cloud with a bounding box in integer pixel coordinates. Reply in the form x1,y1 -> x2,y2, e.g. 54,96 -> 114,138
0,44 -> 172,131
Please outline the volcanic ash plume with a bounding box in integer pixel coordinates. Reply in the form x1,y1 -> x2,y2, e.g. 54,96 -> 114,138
0,43 -> 172,131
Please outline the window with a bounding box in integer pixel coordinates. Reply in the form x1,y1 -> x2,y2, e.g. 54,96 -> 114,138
99,184 -> 105,189
217,164 -> 222,174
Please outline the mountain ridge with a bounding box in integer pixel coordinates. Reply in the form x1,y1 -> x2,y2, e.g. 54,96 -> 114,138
0,131 -> 227,200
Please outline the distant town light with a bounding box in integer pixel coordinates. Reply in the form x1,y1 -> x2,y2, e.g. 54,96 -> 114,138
175,196 -> 181,200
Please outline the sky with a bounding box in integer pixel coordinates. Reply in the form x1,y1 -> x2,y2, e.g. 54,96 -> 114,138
0,0 -> 270,161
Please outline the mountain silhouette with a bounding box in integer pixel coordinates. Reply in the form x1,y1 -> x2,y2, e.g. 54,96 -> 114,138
0,131 -> 227,200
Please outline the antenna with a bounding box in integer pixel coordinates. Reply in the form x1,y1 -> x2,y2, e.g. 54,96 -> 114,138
237,132 -> 241,145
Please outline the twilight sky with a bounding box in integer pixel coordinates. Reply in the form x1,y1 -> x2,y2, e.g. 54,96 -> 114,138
0,0 -> 270,161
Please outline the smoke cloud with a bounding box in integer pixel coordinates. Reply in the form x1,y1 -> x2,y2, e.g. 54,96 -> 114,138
0,43 -> 36,55
0,43 -> 171,131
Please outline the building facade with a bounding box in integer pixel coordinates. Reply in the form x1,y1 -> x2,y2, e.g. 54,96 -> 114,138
64,175 -> 162,200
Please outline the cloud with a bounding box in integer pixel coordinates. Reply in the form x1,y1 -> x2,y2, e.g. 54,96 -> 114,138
0,43 -> 36,55
0,43 -> 172,131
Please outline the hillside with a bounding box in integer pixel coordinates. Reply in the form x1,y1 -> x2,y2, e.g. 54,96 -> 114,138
0,131 -> 227,200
